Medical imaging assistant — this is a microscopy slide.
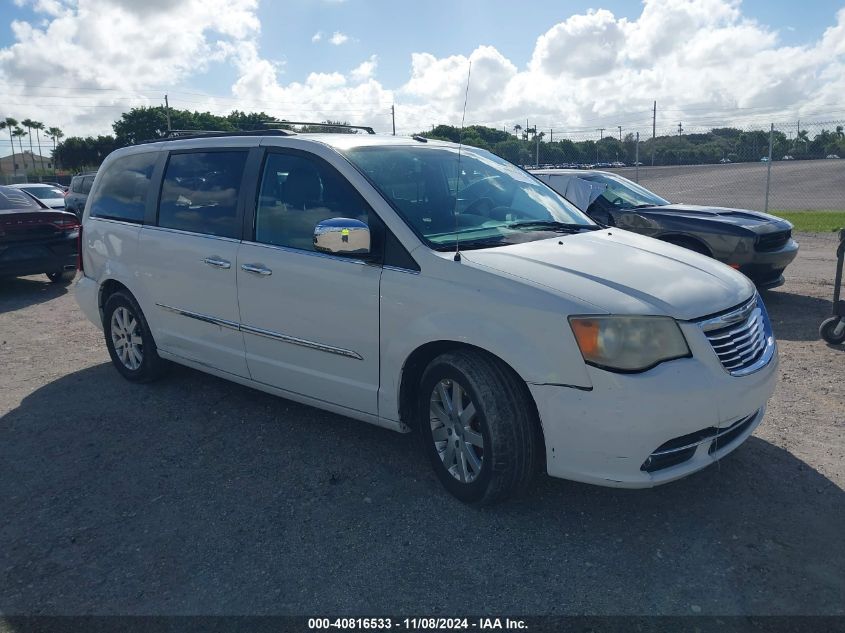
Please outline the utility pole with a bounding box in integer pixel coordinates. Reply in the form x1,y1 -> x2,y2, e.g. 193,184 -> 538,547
164,94 -> 172,133
765,123 -> 774,213
635,132 -> 640,182
550,128 -> 553,143
617,126 -> 622,142
677,122 -> 683,166
391,104 -> 395,136
651,100 -> 656,166
678,121 -> 683,137
597,128 -> 605,140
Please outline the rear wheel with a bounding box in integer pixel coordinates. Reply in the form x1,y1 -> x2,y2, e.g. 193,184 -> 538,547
103,291 -> 167,382
46,270 -> 76,284
418,350 -> 540,505
820,317 -> 845,345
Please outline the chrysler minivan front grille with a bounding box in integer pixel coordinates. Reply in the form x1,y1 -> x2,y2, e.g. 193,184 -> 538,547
698,296 -> 775,376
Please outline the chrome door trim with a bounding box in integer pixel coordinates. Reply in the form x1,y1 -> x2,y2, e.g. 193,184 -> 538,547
240,239 -> 370,266
155,303 -> 363,360
239,323 -> 363,360
142,225 -> 241,243
156,303 -> 241,331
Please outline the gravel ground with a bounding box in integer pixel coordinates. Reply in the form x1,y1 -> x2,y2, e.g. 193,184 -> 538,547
0,232 -> 842,616
614,160 -> 845,212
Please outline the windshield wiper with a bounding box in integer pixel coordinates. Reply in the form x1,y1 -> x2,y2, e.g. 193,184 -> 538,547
506,220 -> 599,233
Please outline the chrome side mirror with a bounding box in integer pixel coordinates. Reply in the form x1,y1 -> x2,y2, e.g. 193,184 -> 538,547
313,217 -> 370,255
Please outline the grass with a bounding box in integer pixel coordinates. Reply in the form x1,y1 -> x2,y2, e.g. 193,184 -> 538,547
773,211 -> 845,232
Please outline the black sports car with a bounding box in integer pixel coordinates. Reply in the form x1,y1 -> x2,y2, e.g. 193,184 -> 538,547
533,169 -> 798,289
0,185 -> 79,284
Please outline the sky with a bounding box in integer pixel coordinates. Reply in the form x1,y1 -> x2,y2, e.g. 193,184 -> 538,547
0,0 -> 844,147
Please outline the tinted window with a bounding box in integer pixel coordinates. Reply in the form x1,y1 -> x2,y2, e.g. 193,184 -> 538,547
158,151 -> 247,239
255,152 -> 373,252
71,177 -> 83,193
81,176 -> 94,194
89,156 -> 154,222
0,186 -> 39,210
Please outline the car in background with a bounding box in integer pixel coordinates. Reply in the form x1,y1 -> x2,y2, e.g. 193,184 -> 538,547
720,158 -> 732,164
65,172 -> 96,218
0,185 -> 79,284
760,157 -> 770,162
6,183 -> 67,209
825,154 -> 840,159
41,181 -> 69,193
532,169 -> 798,288
782,155 -> 794,161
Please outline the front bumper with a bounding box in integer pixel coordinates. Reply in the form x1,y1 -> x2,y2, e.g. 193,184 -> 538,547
530,320 -> 778,488
739,238 -> 799,288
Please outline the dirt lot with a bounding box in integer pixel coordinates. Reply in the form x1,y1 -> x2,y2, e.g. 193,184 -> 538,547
0,233 -> 843,616
615,160 -> 845,212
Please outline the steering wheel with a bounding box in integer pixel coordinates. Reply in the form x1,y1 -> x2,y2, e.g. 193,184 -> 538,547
464,197 -> 495,216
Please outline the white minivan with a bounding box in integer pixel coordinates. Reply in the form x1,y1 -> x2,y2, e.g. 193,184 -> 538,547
75,130 -> 778,504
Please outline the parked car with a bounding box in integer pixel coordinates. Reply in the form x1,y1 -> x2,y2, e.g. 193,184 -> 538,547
532,169 -> 798,288
826,154 -> 840,159
65,171 -> 96,217
41,181 -> 69,192
782,155 -> 794,161
6,183 -> 67,209
760,157 -> 770,162
0,185 -> 79,283
76,132 -> 778,504
719,158 -> 732,164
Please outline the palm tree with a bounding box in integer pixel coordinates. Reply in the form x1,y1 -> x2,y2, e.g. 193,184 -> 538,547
4,117 -> 17,175
513,124 -> 522,138
47,126 -> 63,153
21,119 -> 36,171
31,121 -> 46,171
12,127 -> 27,172
836,125 -> 844,139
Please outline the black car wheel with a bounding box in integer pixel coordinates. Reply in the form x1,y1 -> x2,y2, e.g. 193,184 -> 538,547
46,270 -> 76,284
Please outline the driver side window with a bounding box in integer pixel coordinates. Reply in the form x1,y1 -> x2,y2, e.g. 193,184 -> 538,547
254,152 -> 374,253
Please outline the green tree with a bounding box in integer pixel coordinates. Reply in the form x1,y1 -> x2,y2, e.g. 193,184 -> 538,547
4,117 -> 18,174
21,119 -> 36,170
12,127 -> 27,171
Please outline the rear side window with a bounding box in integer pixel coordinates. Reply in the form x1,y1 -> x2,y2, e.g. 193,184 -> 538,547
81,176 -> 94,194
158,151 -> 247,239
89,155 -> 156,222
0,186 -> 39,210
71,177 -> 82,193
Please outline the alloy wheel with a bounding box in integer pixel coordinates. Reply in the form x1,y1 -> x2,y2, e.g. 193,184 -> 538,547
429,378 -> 484,483
110,306 -> 143,370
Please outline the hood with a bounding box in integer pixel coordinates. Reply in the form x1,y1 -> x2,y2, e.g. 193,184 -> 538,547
641,204 -> 792,230
462,229 -> 754,320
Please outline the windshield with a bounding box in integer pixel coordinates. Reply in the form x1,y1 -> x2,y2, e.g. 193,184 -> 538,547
579,173 -> 669,209
19,185 -> 65,200
344,145 -> 595,249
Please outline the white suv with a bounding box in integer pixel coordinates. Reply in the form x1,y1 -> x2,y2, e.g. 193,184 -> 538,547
75,130 -> 778,504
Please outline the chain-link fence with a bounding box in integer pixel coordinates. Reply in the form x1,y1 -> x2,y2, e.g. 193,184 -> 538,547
527,120 -> 845,212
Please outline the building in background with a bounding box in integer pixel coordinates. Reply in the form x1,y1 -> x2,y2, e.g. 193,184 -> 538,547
0,151 -> 55,176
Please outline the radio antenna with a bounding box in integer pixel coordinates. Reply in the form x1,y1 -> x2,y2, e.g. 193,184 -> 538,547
452,60 -> 472,262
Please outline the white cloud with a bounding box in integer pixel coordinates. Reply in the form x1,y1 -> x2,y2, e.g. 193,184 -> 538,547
2,0 -> 845,141
351,55 -> 378,82
329,31 -> 349,45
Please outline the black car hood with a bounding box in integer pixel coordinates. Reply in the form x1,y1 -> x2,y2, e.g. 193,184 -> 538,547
635,204 -> 791,231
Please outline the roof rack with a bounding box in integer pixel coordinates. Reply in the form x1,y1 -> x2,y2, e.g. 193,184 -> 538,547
262,121 -> 376,135
135,129 -> 296,145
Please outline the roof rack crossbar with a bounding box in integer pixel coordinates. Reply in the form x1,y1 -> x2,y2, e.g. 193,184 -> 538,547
262,121 -> 376,135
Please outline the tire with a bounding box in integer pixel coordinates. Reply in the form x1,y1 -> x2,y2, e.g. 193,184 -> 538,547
46,270 -> 76,284
103,290 -> 167,382
418,350 -> 540,505
820,317 -> 845,345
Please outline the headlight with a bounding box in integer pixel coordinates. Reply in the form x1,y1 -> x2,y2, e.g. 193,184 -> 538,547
569,315 -> 690,373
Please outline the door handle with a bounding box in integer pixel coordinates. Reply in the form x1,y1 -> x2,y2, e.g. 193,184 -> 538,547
202,256 -> 231,269
241,263 -> 272,276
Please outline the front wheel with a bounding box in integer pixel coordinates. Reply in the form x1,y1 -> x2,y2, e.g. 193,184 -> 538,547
418,350 -> 541,505
820,317 -> 845,345
103,291 -> 167,382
